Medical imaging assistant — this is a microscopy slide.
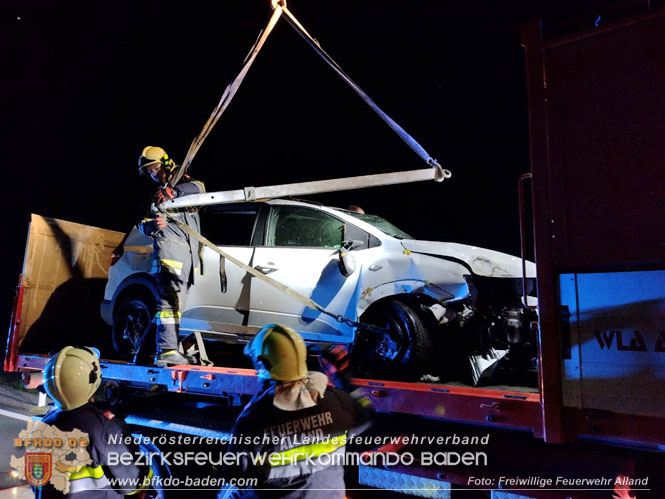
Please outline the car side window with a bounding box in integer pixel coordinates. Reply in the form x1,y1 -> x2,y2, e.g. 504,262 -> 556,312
199,206 -> 258,246
267,206 -> 344,248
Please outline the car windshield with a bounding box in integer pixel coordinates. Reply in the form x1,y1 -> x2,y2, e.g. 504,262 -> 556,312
344,211 -> 412,239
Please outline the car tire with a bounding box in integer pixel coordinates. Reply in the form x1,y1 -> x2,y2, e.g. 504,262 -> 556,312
112,295 -> 155,360
356,299 -> 432,380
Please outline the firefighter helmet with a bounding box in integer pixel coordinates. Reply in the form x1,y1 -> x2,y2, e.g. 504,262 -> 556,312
43,346 -> 102,411
138,146 -> 175,175
244,324 -> 308,382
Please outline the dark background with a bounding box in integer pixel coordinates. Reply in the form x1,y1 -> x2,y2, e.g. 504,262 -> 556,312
1,0 -> 652,339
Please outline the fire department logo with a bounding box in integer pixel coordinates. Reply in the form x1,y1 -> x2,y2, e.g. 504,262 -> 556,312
25,453 -> 52,486
12,421 -> 91,493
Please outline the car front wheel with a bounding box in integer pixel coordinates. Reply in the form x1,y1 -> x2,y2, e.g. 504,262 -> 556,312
355,299 -> 432,379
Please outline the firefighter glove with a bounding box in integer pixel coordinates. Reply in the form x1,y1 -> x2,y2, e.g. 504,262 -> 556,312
154,186 -> 179,204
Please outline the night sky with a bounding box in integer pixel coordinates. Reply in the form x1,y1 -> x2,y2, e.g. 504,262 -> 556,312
1,0 -> 624,333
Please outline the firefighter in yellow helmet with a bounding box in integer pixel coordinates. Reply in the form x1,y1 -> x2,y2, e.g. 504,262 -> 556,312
39,346 -> 152,498
137,146 -> 206,366
223,325 -> 370,498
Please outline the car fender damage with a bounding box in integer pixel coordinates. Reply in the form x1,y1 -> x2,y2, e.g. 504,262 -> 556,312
400,239 -> 536,278
356,279 -> 455,317
354,241 -> 538,385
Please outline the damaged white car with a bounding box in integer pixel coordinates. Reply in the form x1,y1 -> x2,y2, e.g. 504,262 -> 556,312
102,198 -> 537,384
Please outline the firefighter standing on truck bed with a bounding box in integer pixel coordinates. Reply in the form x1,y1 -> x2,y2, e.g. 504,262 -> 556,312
222,324 -> 370,499
37,346 -> 152,498
138,146 -> 206,366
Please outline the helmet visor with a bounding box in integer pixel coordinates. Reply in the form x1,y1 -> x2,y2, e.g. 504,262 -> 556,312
138,161 -> 163,177
244,331 -> 272,379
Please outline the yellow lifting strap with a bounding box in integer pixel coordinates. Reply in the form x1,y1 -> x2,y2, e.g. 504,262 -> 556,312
166,215 -> 327,315
172,3 -> 285,186
164,214 -> 390,336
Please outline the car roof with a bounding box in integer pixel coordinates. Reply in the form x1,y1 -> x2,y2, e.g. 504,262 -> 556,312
186,197 -> 393,240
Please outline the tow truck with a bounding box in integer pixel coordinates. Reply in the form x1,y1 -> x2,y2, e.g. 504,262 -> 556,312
5,3 -> 665,498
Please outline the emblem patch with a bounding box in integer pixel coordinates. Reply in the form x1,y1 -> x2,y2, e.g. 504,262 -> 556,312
25,453 -> 52,486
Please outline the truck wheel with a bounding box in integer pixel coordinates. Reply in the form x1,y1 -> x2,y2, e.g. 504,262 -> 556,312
356,300 -> 432,379
112,296 -> 155,360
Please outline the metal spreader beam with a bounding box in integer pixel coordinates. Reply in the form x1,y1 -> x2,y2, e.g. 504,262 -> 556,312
164,166 -> 449,210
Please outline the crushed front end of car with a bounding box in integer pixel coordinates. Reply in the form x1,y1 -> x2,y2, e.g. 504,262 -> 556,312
398,240 -> 538,387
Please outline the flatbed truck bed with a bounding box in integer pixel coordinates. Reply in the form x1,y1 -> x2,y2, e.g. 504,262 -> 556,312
12,352 -> 543,437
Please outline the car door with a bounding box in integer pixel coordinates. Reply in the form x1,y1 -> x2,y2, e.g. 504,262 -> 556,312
181,204 -> 258,335
249,204 -> 364,343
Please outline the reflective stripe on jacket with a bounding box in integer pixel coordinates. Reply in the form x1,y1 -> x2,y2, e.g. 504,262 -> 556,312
37,404 -> 150,498
138,177 -> 206,280
225,383 -> 369,499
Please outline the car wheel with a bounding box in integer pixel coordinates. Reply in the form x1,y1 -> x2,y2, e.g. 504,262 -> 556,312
356,300 -> 432,379
112,296 -> 155,360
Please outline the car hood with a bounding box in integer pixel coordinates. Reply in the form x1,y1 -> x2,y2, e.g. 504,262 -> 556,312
401,240 -> 536,278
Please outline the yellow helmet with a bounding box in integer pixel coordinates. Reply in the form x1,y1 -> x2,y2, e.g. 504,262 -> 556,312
244,324 -> 308,382
138,146 -> 175,175
43,346 -> 102,411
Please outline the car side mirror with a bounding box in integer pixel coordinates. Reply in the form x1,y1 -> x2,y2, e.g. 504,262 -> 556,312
338,240 -> 360,277
338,250 -> 356,277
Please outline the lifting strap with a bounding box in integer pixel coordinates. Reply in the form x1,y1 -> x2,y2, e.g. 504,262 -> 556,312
171,0 -> 450,186
180,331 -> 214,367
170,3 -> 285,187
274,0 -> 448,174
164,211 -> 388,336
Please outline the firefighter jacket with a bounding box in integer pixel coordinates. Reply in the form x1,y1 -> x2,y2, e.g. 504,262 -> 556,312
36,403 -> 150,498
138,176 -> 206,281
225,372 -> 370,499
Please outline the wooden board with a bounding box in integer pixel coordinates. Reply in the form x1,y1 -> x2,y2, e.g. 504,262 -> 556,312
18,215 -> 124,354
